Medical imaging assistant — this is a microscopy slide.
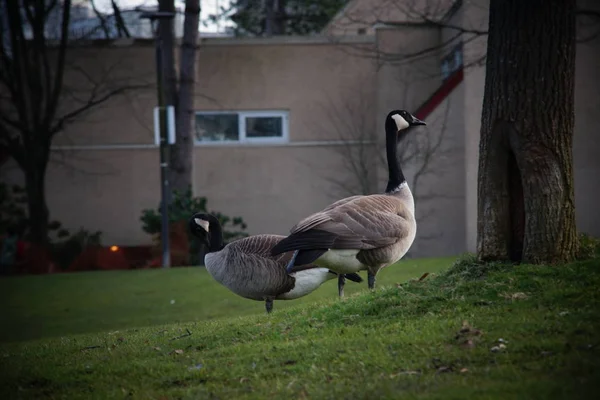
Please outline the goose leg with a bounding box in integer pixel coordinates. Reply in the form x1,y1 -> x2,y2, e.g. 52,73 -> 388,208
265,298 -> 274,314
338,274 -> 346,298
285,250 -> 299,273
367,272 -> 376,289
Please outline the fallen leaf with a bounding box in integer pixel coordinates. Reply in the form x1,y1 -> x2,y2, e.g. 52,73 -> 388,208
455,321 -> 483,348
418,272 -> 430,281
400,370 -> 421,375
169,349 -> 184,355
460,368 -> 469,373
153,346 -> 161,351
500,292 -> 529,300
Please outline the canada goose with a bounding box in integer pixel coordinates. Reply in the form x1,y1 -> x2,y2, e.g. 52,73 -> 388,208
189,213 -> 363,313
270,109 -> 426,291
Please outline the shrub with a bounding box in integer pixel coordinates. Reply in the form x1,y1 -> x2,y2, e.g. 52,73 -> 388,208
140,187 -> 248,265
1,182 -> 103,271
49,228 -> 103,270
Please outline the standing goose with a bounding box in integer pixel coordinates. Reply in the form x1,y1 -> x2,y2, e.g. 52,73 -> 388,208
270,109 -> 426,291
189,213 -> 363,313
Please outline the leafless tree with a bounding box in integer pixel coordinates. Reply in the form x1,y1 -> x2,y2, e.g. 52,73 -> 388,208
153,0 -> 200,194
326,0 -> 599,71
0,0 -> 148,245
312,81 -> 453,227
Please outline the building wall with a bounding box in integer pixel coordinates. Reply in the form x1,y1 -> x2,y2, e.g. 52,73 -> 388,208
1,37 -> 384,249
573,5 -> 600,238
459,0 -> 489,252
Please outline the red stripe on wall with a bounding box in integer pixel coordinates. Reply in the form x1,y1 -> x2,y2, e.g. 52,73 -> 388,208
414,67 -> 464,120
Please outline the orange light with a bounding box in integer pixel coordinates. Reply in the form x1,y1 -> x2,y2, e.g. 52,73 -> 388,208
110,245 -> 119,252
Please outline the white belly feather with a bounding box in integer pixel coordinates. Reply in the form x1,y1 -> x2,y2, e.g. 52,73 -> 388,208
277,268 -> 334,300
312,249 -> 367,274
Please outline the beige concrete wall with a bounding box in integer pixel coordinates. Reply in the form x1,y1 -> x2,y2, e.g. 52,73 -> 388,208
573,2 -> 600,238
405,88 -> 467,257
460,0 -> 489,252
194,37 -> 377,142
193,144 -> 368,237
1,149 -> 160,246
53,44 -> 157,146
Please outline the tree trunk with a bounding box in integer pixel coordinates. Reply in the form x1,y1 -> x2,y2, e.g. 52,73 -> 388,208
265,0 -> 275,35
170,0 -> 200,193
158,0 -> 178,107
24,145 -> 50,246
477,0 -> 578,264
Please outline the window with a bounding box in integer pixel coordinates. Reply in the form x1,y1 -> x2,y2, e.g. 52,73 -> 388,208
194,111 -> 289,144
440,42 -> 464,81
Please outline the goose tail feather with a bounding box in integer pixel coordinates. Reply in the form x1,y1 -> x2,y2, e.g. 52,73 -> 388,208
271,229 -> 337,256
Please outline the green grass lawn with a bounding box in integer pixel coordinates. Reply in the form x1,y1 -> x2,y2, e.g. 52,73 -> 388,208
1,256 -> 599,399
0,256 -> 454,343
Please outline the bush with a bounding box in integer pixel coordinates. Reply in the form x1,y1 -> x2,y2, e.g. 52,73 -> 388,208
49,228 -> 103,270
1,182 -> 103,271
140,187 -> 248,265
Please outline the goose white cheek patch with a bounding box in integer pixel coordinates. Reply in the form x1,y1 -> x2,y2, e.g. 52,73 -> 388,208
392,114 -> 409,131
194,218 -> 210,232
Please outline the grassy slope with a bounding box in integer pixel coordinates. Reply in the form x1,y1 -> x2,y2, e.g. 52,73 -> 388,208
1,256 -> 599,399
0,257 -> 453,342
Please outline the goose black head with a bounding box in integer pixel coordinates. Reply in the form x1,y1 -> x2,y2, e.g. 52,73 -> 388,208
189,213 -> 211,247
386,110 -> 426,137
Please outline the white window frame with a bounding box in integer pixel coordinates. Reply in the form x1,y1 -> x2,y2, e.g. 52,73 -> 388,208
194,110 -> 289,146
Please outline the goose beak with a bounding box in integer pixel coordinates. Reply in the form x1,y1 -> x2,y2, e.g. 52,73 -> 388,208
410,116 -> 426,126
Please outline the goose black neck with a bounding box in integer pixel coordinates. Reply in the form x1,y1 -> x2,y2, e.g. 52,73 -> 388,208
385,127 -> 406,193
205,214 -> 225,253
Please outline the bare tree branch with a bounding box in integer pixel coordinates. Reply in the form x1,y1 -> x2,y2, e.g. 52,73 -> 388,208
50,83 -> 151,137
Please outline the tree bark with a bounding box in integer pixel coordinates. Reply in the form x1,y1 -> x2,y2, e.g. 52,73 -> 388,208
477,0 -> 578,264
24,142 -> 50,245
158,0 -> 178,107
170,0 -> 200,193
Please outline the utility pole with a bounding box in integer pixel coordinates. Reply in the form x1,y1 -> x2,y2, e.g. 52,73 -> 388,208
140,9 -> 176,268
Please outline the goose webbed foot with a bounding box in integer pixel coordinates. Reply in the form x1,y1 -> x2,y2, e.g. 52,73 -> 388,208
265,298 -> 274,314
338,274 -> 346,298
368,272 -> 376,289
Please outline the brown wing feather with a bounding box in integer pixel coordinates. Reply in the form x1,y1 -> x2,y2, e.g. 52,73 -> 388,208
290,194 -> 413,250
